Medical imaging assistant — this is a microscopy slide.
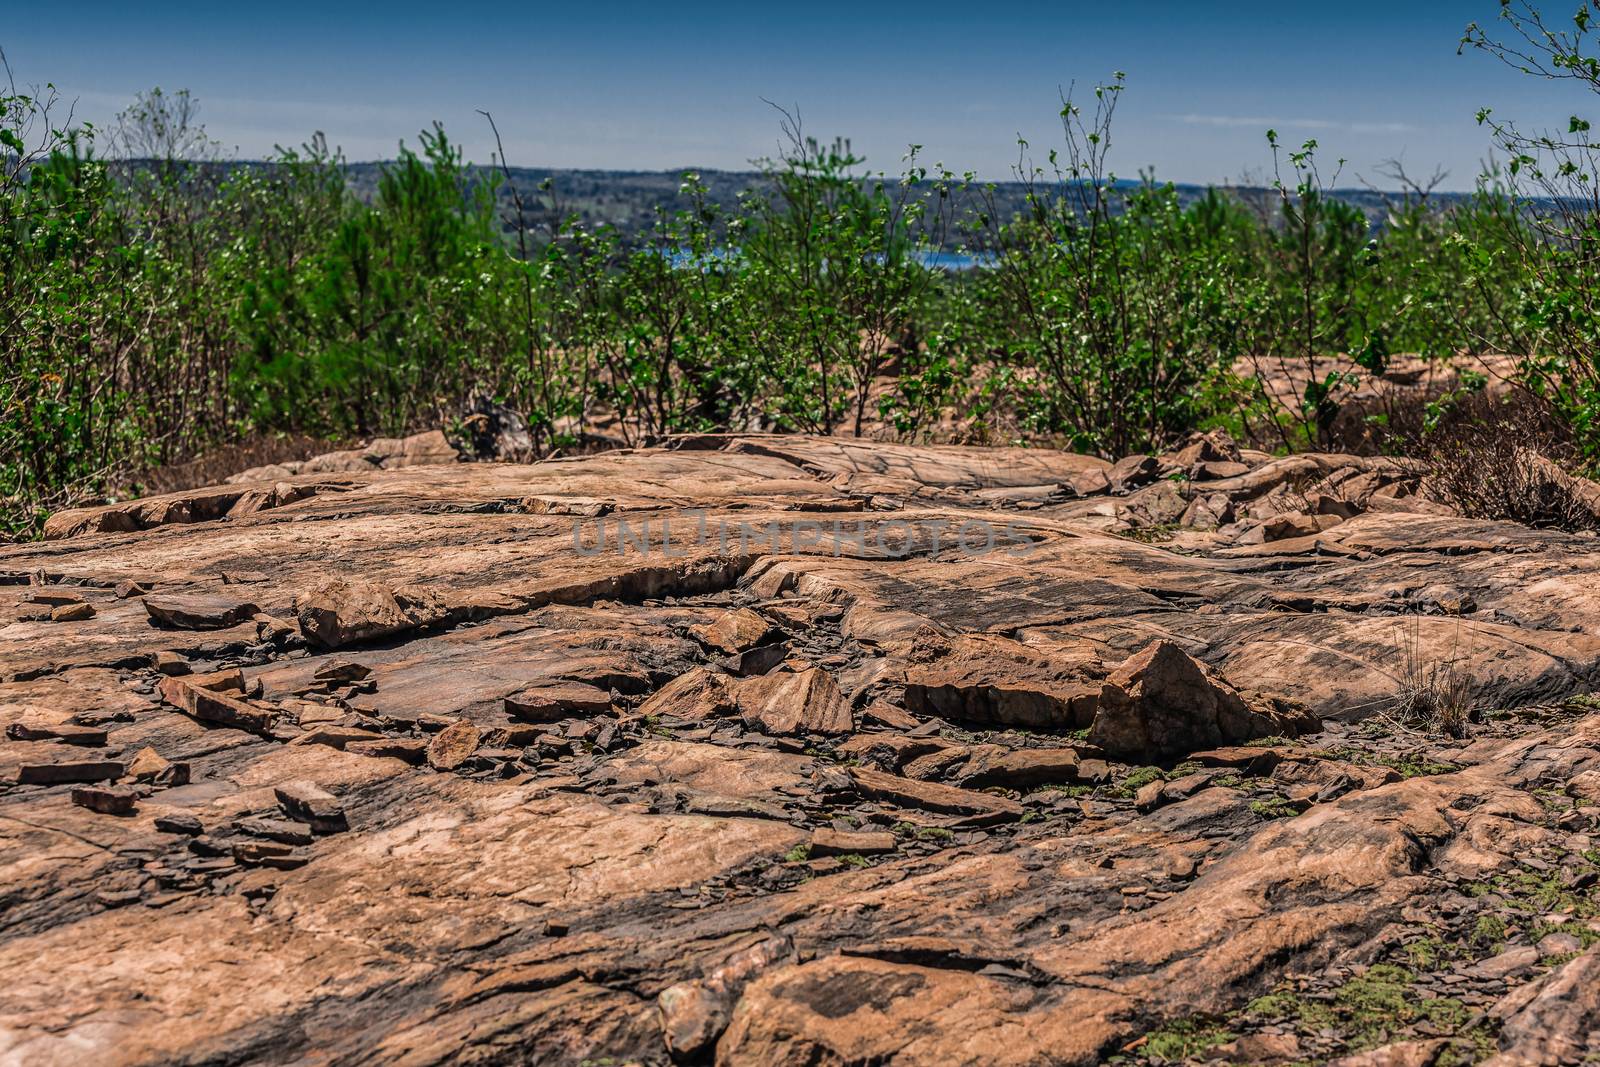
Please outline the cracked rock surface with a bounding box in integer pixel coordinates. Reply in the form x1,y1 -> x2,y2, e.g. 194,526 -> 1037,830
4,433 -> 1600,1065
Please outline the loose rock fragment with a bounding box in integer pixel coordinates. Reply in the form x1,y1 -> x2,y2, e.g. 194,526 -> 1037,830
1109,453 -> 1160,493
142,592 -> 259,630
736,668 -> 852,736
694,608 -> 776,654
1088,640 -> 1316,760
151,650 -> 192,675
847,766 -> 1023,821
901,631 -> 1101,730
126,746 -> 189,785
1240,511 -> 1345,544
312,659 -> 372,684
234,817 -> 315,846
1189,746 -> 1289,776
24,589 -> 84,607
71,784 -> 139,815
17,760 -> 124,785
273,780 -> 348,833
837,733 -> 951,772
289,725 -> 385,751
5,722 -> 107,746
724,642 -> 790,677
50,602 -> 96,622
293,577 -> 449,650
505,681 -> 613,722
480,724 -> 552,748
345,737 -> 428,764
637,668 -> 739,722
191,666 -> 247,693
159,675 -> 275,736
860,701 -> 921,731
426,720 -> 481,770
809,828 -> 897,856
234,840 -> 310,869
154,813 -> 204,836
956,747 -> 1083,789
1133,779 -> 1167,812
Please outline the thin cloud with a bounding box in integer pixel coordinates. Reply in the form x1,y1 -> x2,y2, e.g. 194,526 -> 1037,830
1172,113 -> 1416,135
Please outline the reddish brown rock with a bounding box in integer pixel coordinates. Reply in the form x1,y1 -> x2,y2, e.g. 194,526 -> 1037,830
847,766 -> 1023,821
312,659 -> 372,684
159,675 -> 276,736
1329,1040 -> 1451,1067
901,631 -> 1102,730
142,592 -> 259,630
809,828 -> 897,856
5,722 -> 107,746
274,779 -> 348,833
24,589 -> 85,608
345,737 -> 428,764
506,681 -> 614,722
955,747 -> 1083,789
1488,943 -> 1600,1065
860,700 -> 921,731
426,720 -> 481,770
1240,511 -> 1345,544
736,668 -> 852,736
125,746 -> 189,785
234,839 -> 309,868
636,668 -> 738,722
290,725 -> 386,751
151,650 -> 191,675
1109,454 -> 1160,493
41,506 -> 138,539
293,577 -> 450,650
837,732 -> 951,772
16,759 -> 124,785
6,434 -> 1600,1065
1089,641 -> 1316,760
657,935 -> 797,1061
235,817 -> 315,846
694,608 -> 776,654
70,784 -> 139,815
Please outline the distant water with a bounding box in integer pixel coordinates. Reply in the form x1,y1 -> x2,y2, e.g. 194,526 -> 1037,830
910,250 -> 996,271
661,248 -> 995,271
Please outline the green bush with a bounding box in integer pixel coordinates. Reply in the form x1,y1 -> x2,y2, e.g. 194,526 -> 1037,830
10,30 -> 1600,539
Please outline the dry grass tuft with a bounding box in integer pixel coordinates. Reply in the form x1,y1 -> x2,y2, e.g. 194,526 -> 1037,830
1390,621 -> 1476,739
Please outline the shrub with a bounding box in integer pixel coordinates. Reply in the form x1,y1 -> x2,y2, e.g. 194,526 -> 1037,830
1417,391 -> 1600,532
967,76 -> 1257,456
10,36 -> 1600,540
1463,2 -> 1600,466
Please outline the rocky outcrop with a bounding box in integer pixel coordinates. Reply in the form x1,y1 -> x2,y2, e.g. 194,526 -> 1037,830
228,429 -> 461,482
292,577 -> 452,650
3,434 -> 1600,1065
1089,640 -> 1317,759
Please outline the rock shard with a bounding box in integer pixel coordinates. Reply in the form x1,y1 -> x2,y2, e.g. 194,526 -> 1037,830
1089,640 -> 1317,759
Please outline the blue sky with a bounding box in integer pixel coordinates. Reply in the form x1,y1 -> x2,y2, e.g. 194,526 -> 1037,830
8,2 -> 1594,189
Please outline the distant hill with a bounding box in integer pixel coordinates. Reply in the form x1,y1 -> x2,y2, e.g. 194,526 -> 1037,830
338,163 -> 1488,250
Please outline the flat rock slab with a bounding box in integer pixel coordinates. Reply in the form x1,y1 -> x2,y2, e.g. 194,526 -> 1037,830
3,435 -> 1600,1064
142,593 -> 260,630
